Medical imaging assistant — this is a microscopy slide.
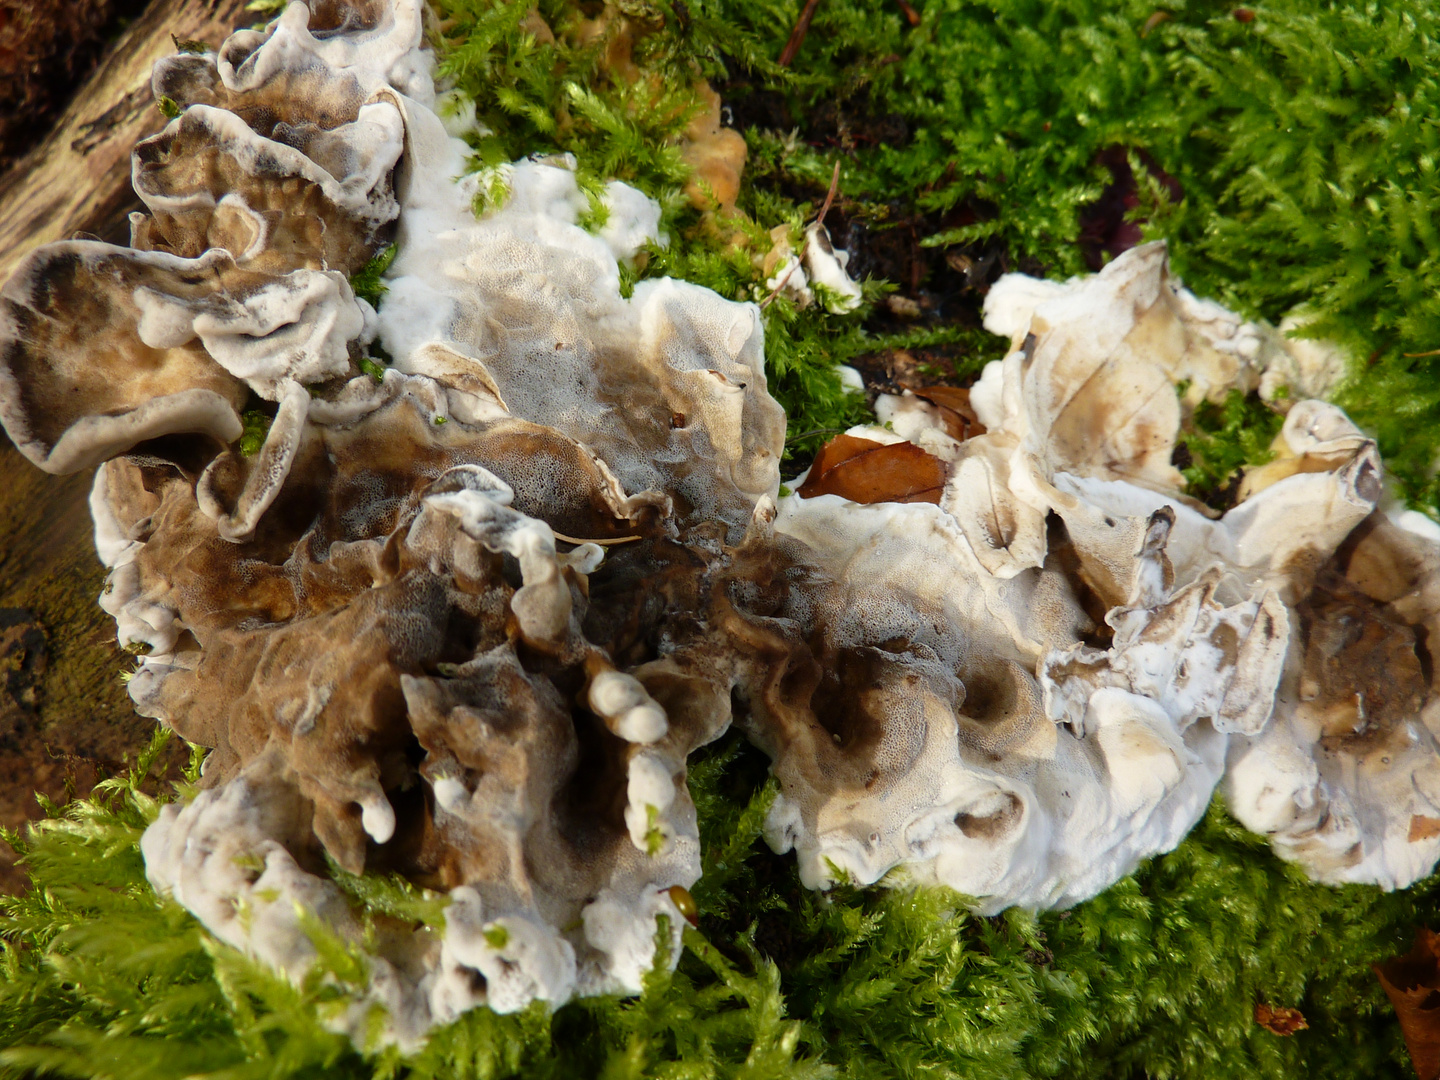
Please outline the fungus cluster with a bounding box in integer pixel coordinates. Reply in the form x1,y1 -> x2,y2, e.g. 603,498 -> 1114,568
4,0 -> 1440,1048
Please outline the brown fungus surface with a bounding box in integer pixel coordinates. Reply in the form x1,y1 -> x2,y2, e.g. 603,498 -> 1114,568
4,0 -> 1440,1049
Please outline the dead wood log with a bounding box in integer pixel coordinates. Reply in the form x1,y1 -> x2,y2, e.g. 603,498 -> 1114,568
0,0 -> 245,887
0,0 -> 253,284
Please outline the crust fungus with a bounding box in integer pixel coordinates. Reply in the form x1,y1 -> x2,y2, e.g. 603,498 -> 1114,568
5,0 -> 1440,1049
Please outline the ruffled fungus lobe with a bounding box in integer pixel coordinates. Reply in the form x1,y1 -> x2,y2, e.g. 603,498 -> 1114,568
5,0 -> 1440,1048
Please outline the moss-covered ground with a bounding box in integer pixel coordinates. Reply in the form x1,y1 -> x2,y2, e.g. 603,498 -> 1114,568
4,0 -> 1440,1076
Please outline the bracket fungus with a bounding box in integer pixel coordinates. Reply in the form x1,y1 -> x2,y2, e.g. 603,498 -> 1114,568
5,0 -> 1440,1049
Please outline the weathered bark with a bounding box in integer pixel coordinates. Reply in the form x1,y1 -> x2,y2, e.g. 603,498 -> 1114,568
0,0 -> 152,172
0,0 -> 253,284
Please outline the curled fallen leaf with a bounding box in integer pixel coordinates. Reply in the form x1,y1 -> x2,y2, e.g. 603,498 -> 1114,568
797,434 -> 946,504
913,385 -> 987,442
1374,928 -> 1440,1080
1254,1002 -> 1309,1036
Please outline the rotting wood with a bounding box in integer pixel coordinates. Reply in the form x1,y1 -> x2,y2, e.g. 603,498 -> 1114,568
0,0 -> 224,888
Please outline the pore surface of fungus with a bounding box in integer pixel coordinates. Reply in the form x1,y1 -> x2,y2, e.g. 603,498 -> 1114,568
4,0 -> 1440,1048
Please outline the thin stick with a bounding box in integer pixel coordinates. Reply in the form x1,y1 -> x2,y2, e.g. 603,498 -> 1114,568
760,256 -> 804,309
1403,349 -> 1440,358
760,162 -> 844,309
785,427 -> 849,445
815,159 -> 842,227
778,0 -> 822,67
551,531 -> 643,547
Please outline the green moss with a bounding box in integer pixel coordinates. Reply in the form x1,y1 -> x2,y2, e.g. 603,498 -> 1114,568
1178,389 -> 1286,506
238,411 -> 272,457
170,35 -> 212,55
0,732 -> 1433,1079
358,355 -> 388,383
350,244 -> 398,308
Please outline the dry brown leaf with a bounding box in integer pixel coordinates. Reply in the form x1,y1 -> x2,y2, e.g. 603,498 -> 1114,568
1375,927 -> 1440,1080
914,385 -> 987,442
1254,1002 -> 1309,1036
518,7 -> 556,44
572,7 -> 744,222
680,80 -> 747,216
796,434 -> 946,504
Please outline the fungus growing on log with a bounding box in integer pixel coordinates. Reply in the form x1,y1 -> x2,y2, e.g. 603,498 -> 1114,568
4,0 -> 1440,1050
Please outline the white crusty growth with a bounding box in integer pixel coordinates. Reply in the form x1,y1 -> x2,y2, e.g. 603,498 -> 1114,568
759,243 -> 1440,910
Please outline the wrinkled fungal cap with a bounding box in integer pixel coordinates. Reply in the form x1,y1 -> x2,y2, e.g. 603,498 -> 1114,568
5,0 -> 1440,1052
4,0 -> 756,1042
0,0 -> 412,473
757,244 -> 1433,908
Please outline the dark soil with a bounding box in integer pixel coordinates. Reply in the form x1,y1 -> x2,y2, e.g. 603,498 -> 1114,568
715,68 -> 1059,406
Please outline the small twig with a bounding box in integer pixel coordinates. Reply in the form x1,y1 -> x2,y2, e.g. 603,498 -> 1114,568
815,159 -> 842,228
778,0 -> 822,67
1403,349 -> 1440,358
551,531 -> 643,547
1140,11 -> 1171,37
760,257 -> 804,310
760,162 -> 844,310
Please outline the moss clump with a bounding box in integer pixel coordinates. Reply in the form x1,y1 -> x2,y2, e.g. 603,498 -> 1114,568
349,244 -> 398,308
0,731 -> 1433,1079
1176,389 -> 1286,508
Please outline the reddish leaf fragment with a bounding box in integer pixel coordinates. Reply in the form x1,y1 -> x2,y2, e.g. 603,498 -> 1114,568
1254,1002 -> 1309,1036
1375,928 -> 1440,1080
797,434 -> 946,505
1233,7 -> 1255,21
914,385 -> 987,442
1411,815 -> 1440,842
